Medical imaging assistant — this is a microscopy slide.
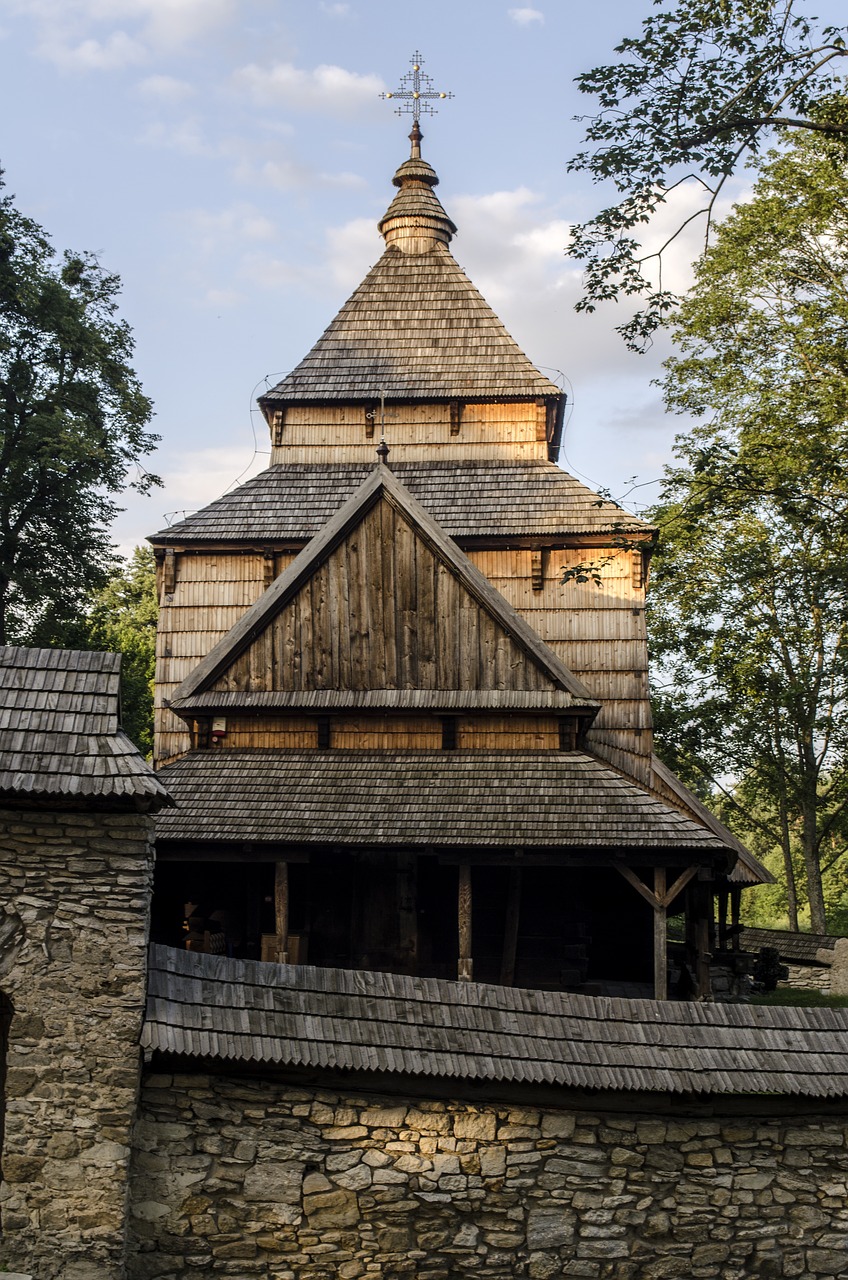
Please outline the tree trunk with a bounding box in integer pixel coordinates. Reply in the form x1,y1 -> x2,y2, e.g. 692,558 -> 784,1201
801,797 -> 827,933
777,798 -> 799,931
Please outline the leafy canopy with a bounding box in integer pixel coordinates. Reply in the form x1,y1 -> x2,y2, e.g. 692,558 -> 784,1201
568,0 -> 848,348
0,172 -> 159,643
648,129 -> 848,931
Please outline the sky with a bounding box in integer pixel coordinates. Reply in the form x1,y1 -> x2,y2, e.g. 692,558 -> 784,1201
0,0 -> 782,550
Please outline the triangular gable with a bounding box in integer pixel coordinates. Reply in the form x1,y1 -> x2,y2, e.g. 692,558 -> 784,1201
174,466 -> 598,707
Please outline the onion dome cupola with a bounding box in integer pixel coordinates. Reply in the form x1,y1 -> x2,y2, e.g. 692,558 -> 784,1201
378,121 -> 458,252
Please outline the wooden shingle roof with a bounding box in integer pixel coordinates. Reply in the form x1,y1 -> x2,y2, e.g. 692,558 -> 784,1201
154,748 -> 733,852
260,145 -> 561,406
739,926 -> 838,964
144,944 -> 848,1097
0,646 -> 170,809
260,243 -> 562,405
150,460 -> 650,545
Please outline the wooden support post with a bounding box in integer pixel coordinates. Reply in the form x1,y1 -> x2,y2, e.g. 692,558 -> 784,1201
716,886 -> 728,950
530,549 -> 544,592
274,861 -> 289,964
653,867 -> 667,1001
730,886 -> 741,952
458,862 -> 473,981
695,870 -> 713,999
449,400 -> 462,436
163,548 -> 176,596
500,867 -> 522,986
616,864 -> 699,1000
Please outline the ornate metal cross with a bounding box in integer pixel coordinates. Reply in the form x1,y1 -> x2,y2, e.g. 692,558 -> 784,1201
381,52 -> 453,122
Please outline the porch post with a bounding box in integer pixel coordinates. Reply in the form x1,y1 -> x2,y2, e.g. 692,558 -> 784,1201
274,860 -> 290,964
500,866 -> 522,986
653,867 -> 668,1001
458,862 -> 473,981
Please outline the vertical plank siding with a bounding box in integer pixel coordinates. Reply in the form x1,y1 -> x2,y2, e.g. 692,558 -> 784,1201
269,402 -> 547,466
154,552 -> 292,761
210,499 -> 560,697
466,548 -> 653,774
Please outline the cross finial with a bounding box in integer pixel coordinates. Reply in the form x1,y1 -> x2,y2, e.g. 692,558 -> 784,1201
381,52 -> 453,132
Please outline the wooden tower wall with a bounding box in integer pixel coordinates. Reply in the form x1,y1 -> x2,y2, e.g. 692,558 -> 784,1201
268,402 -> 552,465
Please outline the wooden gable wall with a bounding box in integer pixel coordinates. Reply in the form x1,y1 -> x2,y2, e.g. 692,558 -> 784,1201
210,497 -> 562,696
154,542 -> 650,771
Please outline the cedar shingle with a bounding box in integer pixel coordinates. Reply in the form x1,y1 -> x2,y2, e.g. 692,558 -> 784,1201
143,944 -> 848,1096
0,646 -> 170,808
150,460 -> 650,544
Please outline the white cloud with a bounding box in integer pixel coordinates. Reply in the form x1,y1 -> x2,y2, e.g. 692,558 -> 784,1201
14,0 -> 238,69
137,73 -> 195,102
43,29 -> 146,69
160,446 -> 269,513
180,203 -> 277,256
508,7 -> 544,24
319,2 -> 350,14
140,115 -> 214,156
233,61 -> 384,113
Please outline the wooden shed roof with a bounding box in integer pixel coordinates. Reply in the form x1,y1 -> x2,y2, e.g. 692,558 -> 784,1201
150,460 -> 650,545
0,646 -> 170,808
144,944 -> 848,1097
154,748 -> 733,852
739,926 -> 838,964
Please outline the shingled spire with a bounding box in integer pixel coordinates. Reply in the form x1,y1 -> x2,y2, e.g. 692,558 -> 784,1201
259,135 -> 561,408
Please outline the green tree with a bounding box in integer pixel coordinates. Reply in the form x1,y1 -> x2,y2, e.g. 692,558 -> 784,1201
648,130 -> 848,932
568,0 -> 848,347
0,172 -> 159,644
87,546 -> 158,758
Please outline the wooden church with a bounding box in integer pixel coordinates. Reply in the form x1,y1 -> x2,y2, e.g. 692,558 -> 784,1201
148,114 -> 768,1002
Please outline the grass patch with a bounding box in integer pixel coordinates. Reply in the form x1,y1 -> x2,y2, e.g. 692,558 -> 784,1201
750,989 -> 848,1008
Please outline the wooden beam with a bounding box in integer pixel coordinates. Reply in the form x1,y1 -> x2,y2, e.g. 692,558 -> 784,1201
653,867 -> 667,1001
458,862 -> 473,981
499,867 -> 522,986
274,861 -> 289,964
662,865 -> 699,909
616,864 -> 659,911
163,548 -> 176,596
695,870 -> 713,999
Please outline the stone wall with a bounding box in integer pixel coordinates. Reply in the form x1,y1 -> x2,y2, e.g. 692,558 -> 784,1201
128,1072 -> 848,1280
0,806 -> 155,1280
779,963 -> 831,993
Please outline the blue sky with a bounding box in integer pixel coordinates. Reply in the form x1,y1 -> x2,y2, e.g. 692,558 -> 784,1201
0,0 -> 825,550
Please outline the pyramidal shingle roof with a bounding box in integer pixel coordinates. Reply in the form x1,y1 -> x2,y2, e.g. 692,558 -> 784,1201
260,143 -> 561,406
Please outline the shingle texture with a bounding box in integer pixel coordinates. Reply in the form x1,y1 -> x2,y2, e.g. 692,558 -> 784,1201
155,748 -> 731,850
261,243 -> 562,403
739,926 -> 838,964
151,460 -> 649,544
144,944 -> 848,1096
0,646 -> 170,807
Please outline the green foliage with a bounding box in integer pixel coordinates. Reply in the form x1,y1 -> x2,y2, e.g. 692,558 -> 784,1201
87,547 -> 158,758
0,171 -> 159,644
648,129 -> 848,932
751,988 -> 848,1006
568,0 -> 848,347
